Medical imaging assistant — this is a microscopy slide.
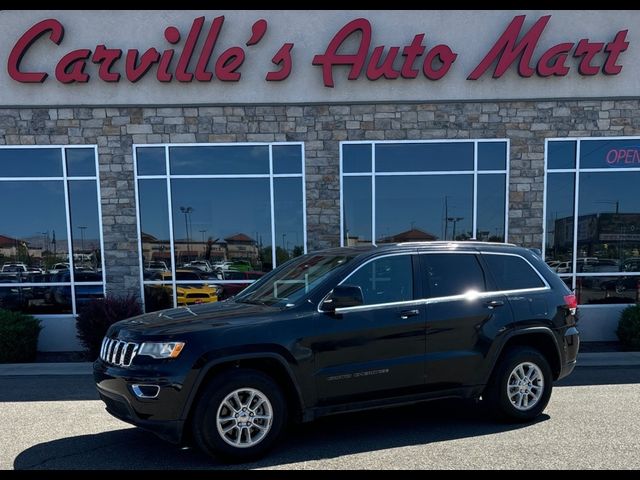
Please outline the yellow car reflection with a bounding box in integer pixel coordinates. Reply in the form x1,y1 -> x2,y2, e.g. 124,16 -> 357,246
148,271 -> 221,305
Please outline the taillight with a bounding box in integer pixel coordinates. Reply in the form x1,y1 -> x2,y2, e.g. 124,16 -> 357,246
564,293 -> 578,314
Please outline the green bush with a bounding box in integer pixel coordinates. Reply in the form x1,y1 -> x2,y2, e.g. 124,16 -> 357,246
617,304 -> 640,350
0,309 -> 42,363
76,295 -> 143,360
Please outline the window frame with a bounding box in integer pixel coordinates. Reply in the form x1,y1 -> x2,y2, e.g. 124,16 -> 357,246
544,136 -> 640,306
339,139 -> 510,246
0,145 -> 105,317
133,142 -> 307,311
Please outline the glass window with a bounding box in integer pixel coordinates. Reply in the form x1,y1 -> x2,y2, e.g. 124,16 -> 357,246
341,141 -> 508,247
424,254 -> 486,298
66,148 -> 96,177
476,174 -> 506,242
376,175 -> 473,243
483,254 -> 545,290
273,145 -> 302,174
136,147 -> 166,176
169,145 -> 269,175
576,276 -> 639,305
478,142 -> 507,171
376,142 -> 474,172
274,178 -> 305,264
0,146 -> 103,316
547,141 -> 576,170
342,177 -> 372,246
0,148 -> 62,177
544,173 -> 575,269
580,139 -> 640,169
344,255 -> 413,305
138,179 -> 171,280
342,144 -> 372,173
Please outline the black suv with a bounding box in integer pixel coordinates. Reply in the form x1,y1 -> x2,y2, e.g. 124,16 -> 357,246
94,242 -> 579,462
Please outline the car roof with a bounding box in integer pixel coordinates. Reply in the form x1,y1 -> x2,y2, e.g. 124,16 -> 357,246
311,241 -> 522,257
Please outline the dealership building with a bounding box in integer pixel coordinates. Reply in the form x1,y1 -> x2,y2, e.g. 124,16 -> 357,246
1,10 -> 640,351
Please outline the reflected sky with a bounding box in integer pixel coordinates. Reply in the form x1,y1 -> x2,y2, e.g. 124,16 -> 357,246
579,171 -> 640,215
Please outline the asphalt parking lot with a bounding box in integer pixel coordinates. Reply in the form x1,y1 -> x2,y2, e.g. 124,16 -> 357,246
2,366 -> 640,470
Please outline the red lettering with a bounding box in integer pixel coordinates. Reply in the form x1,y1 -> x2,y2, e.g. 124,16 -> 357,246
157,27 -> 180,82
266,43 -> 294,81
603,30 -> 629,75
195,16 -> 224,82
312,18 -> 371,88
625,149 -> 634,163
366,46 -> 400,80
215,47 -> 244,81
606,149 -> 618,164
423,44 -> 457,80
55,49 -> 91,83
573,39 -> 604,75
468,15 -> 551,80
246,19 -> 267,46
8,18 -> 64,83
400,34 -> 425,79
92,45 -> 122,82
125,49 -> 160,83
536,43 -> 573,77
175,16 -> 204,82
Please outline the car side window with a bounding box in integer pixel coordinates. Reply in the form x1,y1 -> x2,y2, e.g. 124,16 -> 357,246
423,253 -> 486,298
483,254 -> 545,290
344,255 -> 413,305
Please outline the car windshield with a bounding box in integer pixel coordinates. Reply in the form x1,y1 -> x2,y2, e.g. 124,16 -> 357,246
235,253 -> 357,307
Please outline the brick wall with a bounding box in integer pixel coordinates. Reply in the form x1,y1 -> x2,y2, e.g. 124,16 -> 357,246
1,99 -> 639,300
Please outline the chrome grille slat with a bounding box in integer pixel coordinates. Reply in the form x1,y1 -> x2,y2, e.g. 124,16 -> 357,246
99,337 -> 139,367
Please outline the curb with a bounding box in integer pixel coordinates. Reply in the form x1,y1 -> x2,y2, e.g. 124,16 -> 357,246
0,352 -> 639,376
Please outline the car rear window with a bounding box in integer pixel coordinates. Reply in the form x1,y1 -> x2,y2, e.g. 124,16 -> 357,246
483,254 -> 545,291
423,254 -> 486,298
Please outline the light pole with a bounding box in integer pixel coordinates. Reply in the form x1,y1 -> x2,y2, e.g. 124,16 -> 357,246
447,217 -> 464,241
180,206 -> 193,262
199,229 -> 207,243
282,233 -> 287,253
78,226 -> 87,253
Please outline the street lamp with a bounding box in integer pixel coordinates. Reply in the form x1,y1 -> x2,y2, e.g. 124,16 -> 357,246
180,206 -> 193,262
199,229 -> 207,243
447,217 -> 464,241
282,233 -> 287,253
78,226 -> 87,252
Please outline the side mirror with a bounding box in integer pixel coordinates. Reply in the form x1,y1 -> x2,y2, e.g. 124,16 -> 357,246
321,285 -> 364,312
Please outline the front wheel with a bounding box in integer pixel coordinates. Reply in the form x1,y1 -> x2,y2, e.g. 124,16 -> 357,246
191,369 -> 287,462
483,347 -> 553,422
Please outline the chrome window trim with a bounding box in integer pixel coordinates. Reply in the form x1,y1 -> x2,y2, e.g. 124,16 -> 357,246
318,249 -> 551,315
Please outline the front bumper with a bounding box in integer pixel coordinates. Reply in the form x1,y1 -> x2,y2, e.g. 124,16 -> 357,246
93,360 -> 193,444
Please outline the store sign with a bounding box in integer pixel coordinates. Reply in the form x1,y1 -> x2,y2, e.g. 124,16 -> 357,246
606,147 -> 640,166
6,14 -> 629,87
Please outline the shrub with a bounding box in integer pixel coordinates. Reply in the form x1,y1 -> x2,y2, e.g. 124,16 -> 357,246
0,309 -> 42,363
76,295 -> 142,360
617,304 -> 640,351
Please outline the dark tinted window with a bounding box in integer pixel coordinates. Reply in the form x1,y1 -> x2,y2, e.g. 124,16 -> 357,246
66,148 -> 96,176
376,142 -> 473,172
424,254 -> 485,298
169,146 -> 269,175
547,141 -> 576,169
484,254 -> 545,290
272,145 -> 302,174
345,255 -> 413,305
137,147 -> 166,175
342,144 -> 372,173
0,148 -> 62,177
478,142 -> 507,170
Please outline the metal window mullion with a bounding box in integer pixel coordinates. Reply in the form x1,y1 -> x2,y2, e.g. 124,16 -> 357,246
339,143 -> 344,247
301,145 -> 308,254
372,145 -> 376,246
472,141 -> 478,239
61,148 -> 77,315
504,139 -> 510,243
269,145 -> 276,268
133,146 -> 147,311
542,139 -> 549,260
165,145 -> 178,309
93,145 -> 107,300
571,142 -> 581,292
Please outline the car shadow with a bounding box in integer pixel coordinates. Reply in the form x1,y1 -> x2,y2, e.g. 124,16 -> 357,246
14,399 -> 549,470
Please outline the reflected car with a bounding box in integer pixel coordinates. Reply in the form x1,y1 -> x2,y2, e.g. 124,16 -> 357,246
600,276 -> 640,295
147,271 -> 221,305
215,270 -> 265,299
555,261 -> 572,273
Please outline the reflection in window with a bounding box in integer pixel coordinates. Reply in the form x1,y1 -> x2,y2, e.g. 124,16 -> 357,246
0,146 -> 103,316
483,254 -> 544,290
424,254 -> 486,298
345,255 -> 413,305
136,143 -> 305,311
544,138 -> 640,306
341,140 -> 508,247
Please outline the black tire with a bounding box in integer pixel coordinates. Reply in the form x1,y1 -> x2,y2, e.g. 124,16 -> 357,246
483,347 -> 553,422
191,368 -> 287,463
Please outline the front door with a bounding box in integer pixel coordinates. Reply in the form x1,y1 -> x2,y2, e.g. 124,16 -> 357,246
313,253 -> 426,404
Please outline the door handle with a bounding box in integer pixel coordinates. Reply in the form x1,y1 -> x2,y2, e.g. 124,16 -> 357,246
399,309 -> 420,319
484,300 -> 505,309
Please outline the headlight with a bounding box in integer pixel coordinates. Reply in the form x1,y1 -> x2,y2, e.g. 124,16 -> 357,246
138,342 -> 185,359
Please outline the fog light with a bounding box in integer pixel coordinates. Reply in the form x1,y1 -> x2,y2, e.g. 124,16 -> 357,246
131,384 -> 160,399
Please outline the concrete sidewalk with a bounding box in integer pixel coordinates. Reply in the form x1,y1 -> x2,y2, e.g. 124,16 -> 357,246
0,352 -> 638,376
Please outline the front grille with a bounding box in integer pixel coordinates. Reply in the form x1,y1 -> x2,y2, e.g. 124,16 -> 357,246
185,293 -> 210,299
100,337 -> 139,367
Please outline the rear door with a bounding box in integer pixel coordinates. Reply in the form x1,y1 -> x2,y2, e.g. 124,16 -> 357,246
421,252 -> 513,390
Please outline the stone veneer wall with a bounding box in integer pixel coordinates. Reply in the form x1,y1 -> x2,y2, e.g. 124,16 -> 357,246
1,100 -> 639,301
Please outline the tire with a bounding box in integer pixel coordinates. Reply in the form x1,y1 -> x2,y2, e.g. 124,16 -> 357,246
191,368 -> 287,463
483,347 -> 553,422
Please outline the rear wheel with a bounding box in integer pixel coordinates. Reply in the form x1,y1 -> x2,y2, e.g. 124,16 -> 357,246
191,369 -> 287,462
484,347 -> 553,422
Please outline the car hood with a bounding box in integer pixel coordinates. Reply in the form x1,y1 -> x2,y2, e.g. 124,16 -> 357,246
108,300 -> 278,337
